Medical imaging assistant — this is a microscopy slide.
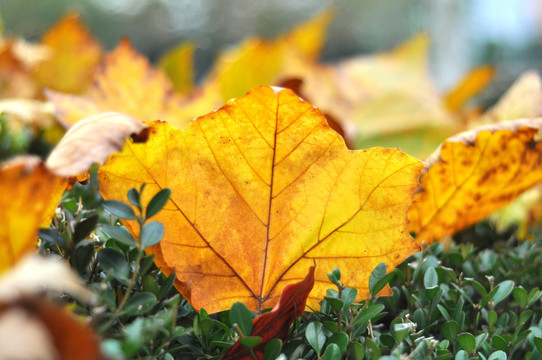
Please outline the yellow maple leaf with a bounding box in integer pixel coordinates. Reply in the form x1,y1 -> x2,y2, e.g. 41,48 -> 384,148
98,86 -> 423,313
46,39 -> 191,129
409,118 -> 542,246
35,13 -> 102,94
0,156 -> 67,275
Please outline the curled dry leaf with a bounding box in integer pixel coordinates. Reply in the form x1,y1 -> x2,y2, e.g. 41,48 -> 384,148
98,86 -> 423,313
409,118 -> 542,246
223,267 -> 315,360
45,112 -> 147,177
0,156 -> 67,274
0,297 -> 106,360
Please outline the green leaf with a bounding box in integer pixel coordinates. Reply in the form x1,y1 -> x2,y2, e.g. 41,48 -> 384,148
455,350 -> 469,360
323,343 -> 341,360
230,302 -> 254,336
348,342 -> 365,360
423,267 -> 438,289
239,336 -> 262,348
488,350 -> 507,360
325,296 -> 344,312
534,336 -> 542,353
353,303 -> 385,326
263,339 -> 282,360
102,225 -> 137,247
327,268 -> 341,285
140,221 -> 165,248
39,228 -> 67,248
488,310 -> 498,328
493,280 -> 515,305
97,248 -> 129,281
127,188 -> 141,209
512,287 -> 528,308
328,332 -> 348,354
369,262 -> 387,297
491,335 -> 508,351
103,200 -> 137,220
305,321 -> 326,356
73,214 -> 98,243
123,292 -> 157,315
393,322 -> 413,343
441,320 -> 459,341
475,332 -> 488,350
146,188 -> 172,219
158,273 -> 177,300
341,287 -> 358,309
527,288 -> 542,306
457,333 -> 476,353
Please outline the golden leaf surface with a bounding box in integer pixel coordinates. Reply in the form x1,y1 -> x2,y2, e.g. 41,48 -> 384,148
98,86 -> 423,313
0,157 -> 67,275
444,65 -> 495,113
46,39 -> 189,128
409,119 -> 542,245
35,13 -> 102,94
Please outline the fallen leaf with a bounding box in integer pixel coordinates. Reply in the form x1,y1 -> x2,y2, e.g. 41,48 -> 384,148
444,65 -> 495,113
158,42 -> 196,95
0,255 -> 95,304
209,11 -> 332,102
409,118 -> 542,245
45,112 -> 147,177
0,297 -> 106,360
98,86 -> 423,313
0,98 -> 57,130
35,13 -> 102,94
473,71 -> 542,126
222,267 -> 315,360
0,39 -> 42,98
46,39 -> 189,128
0,156 -> 67,274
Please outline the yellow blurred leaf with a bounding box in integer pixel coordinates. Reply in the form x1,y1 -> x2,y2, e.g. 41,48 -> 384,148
158,42 -> 196,95
46,112 -> 147,177
210,11 -> 332,101
409,118 -> 542,246
293,34 -> 459,158
98,86 -> 423,313
35,13 -> 102,94
473,71 -> 542,126
46,39 -> 190,129
0,156 -> 67,275
0,39 -> 42,98
445,65 -> 495,113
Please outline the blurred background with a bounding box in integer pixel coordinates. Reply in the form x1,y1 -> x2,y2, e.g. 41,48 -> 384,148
1,0 -> 541,103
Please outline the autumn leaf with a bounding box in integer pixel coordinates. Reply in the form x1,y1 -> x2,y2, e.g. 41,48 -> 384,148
158,42 -> 196,95
472,71 -> 542,126
0,298 -> 106,360
98,86 -> 423,313
0,39 -> 43,98
46,39 -> 190,128
209,11 -> 332,102
0,156 -> 67,274
409,118 -> 542,246
444,65 -> 495,113
223,267 -> 315,360
46,112 -> 147,177
35,13 -> 102,94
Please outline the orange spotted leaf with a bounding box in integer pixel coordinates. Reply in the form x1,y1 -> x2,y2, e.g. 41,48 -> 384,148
98,86 -> 423,313
222,266 -> 315,360
409,118 -> 542,245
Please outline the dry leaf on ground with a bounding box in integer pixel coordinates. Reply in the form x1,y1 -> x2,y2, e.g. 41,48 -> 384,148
409,118 -> 542,245
223,267 -> 315,360
98,86 -> 423,313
